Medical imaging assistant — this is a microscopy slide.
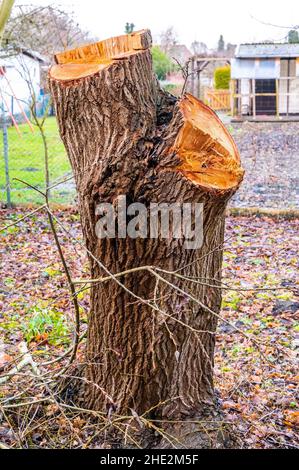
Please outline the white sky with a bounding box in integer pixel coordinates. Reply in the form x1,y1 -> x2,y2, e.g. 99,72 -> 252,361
16,0 -> 299,49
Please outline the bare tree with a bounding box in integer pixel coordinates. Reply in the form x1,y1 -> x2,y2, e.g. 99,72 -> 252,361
1,4 -> 92,59
160,26 -> 178,54
191,40 -> 207,56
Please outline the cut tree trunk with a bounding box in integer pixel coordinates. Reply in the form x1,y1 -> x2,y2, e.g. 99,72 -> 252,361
49,30 -> 244,448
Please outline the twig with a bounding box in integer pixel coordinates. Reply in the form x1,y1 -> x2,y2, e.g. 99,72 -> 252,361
73,265 -> 153,284
12,178 -> 81,364
13,178 -> 46,198
44,204 -> 80,364
0,342 -> 39,384
173,57 -> 207,96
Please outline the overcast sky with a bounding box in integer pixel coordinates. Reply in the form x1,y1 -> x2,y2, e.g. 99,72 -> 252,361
16,0 -> 298,49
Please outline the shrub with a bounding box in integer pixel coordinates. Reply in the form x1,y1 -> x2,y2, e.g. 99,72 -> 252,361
151,46 -> 173,81
214,65 -> 231,90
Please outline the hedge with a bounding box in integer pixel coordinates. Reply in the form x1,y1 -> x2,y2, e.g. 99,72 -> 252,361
214,65 -> 231,90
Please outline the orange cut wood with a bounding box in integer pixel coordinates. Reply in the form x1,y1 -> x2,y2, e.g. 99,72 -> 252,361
54,29 -> 151,65
50,29 -> 152,82
50,62 -> 112,81
173,94 -> 243,190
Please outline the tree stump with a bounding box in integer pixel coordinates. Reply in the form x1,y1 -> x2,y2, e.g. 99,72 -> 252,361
49,30 -> 244,448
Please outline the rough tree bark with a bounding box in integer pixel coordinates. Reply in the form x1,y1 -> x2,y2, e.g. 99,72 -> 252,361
49,30 -> 244,448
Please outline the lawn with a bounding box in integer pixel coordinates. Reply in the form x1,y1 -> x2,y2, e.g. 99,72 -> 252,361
0,117 -> 75,205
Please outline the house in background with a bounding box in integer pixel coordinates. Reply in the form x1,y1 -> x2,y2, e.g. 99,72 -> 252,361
231,43 -> 299,119
0,49 -> 48,120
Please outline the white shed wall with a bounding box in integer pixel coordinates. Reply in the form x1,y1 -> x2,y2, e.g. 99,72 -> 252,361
0,54 -> 41,116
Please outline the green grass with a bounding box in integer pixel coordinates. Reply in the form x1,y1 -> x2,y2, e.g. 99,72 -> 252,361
22,306 -> 70,346
0,117 -> 75,205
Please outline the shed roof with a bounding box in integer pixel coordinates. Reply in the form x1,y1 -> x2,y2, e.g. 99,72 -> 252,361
236,43 -> 299,59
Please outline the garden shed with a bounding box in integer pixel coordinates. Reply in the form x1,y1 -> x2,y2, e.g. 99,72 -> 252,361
231,43 -> 299,119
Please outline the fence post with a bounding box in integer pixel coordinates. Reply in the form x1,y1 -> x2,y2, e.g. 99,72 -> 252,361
197,67 -> 201,99
2,110 -> 11,207
252,79 -> 256,119
190,57 -> 195,96
276,78 -> 279,118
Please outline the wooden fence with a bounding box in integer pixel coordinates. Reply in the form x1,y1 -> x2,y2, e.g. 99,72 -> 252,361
204,89 -> 231,111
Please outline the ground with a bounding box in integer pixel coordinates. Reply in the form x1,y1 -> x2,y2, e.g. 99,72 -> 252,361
228,122 -> 299,210
0,208 -> 298,448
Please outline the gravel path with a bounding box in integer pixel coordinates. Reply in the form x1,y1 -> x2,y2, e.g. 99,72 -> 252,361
228,122 -> 299,210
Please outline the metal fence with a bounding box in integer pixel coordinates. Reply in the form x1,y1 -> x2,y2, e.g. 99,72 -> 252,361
0,110 -> 76,207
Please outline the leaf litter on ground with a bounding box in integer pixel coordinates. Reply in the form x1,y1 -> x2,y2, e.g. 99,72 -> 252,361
0,207 -> 298,448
